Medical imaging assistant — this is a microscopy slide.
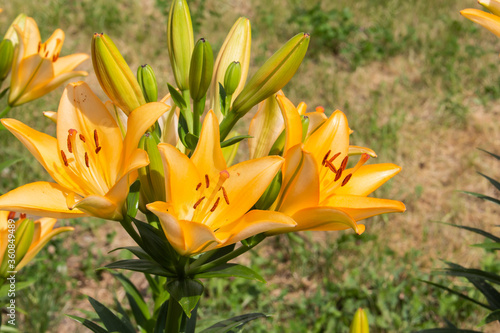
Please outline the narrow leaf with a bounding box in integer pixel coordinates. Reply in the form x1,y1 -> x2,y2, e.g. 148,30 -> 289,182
126,180 -> 141,218
0,158 -> 22,172
438,267 -> 500,285
113,273 -> 150,324
105,259 -> 174,277
87,297 -> 136,333
154,301 -> 169,333
478,148 -> 500,161
110,246 -> 153,260
483,309 -> 500,324
220,135 -> 252,148
200,313 -> 268,333
167,83 -> 187,108
166,279 -> 204,318
439,222 -> 500,243
420,279 -> 491,310
194,263 -> 265,283
66,314 -> 109,333
477,172 -> 500,192
471,242 -> 500,250
462,191 -> 500,206
185,133 -> 200,150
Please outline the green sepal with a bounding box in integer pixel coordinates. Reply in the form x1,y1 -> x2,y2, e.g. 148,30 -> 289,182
14,219 -> 35,265
194,263 -> 265,283
166,279 -> 204,318
220,134 -> 252,148
87,296 -> 136,333
167,83 -> 187,109
200,313 -> 268,333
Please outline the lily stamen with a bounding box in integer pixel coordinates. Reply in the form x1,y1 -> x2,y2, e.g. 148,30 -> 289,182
67,133 -> 73,153
210,197 -> 220,212
341,174 -> 352,187
94,129 -> 99,148
95,147 -> 102,154
61,150 -> 68,166
322,150 -> 331,166
85,152 -> 90,168
196,182 -> 202,191
221,186 -> 230,205
8,212 -> 15,220
79,134 -> 86,142
205,174 -> 210,188
193,196 -> 205,209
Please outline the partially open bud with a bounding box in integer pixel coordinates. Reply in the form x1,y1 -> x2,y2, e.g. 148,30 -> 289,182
167,0 -> 194,91
210,17 -> 251,120
0,218 -> 34,277
189,38 -> 214,102
231,33 -> 309,117
350,308 -> 369,333
137,64 -> 158,103
0,39 -> 14,82
4,13 -> 27,47
92,33 -> 146,115
138,132 -> 166,213
223,61 -> 241,96
480,0 -> 500,16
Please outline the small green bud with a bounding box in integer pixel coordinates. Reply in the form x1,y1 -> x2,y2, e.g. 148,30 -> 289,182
223,61 -> 241,96
301,115 -> 309,142
350,308 -> 369,333
254,170 -> 282,210
138,132 -> 166,213
231,33 -> 309,116
92,33 -> 146,115
14,219 -> 35,265
0,39 -> 14,82
167,0 -> 194,91
137,64 -> 158,103
4,13 -> 27,47
189,38 -> 214,101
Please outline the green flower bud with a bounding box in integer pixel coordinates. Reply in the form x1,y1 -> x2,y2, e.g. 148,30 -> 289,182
254,170 -> 282,210
189,38 -> 214,102
4,13 -> 27,47
137,64 -> 158,103
92,33 -> 146,115
301,115 -> 309,142
167,0 -> 194,91
223,61 -> 241,96
350,308 -> 369,333
14,219 -> 34,266
231,33 -> 309,116
0,39 -> 14,82
138,132 -> 166,213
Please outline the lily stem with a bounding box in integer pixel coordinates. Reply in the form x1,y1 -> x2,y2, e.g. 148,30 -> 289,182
166,294 -> 185,333
218,110 -> 239,141
181,89 -> 193,133
192,96 -> 205,136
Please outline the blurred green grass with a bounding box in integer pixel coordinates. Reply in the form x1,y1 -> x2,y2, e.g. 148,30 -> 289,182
1,0 -> 499,331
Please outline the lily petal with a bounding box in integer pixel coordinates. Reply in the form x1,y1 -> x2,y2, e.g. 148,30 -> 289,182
73,193 -> 122,220
321,195 -> 406,221
348,145 -> 377,158
0,182 -> 87,218
304,111 -> 327,138
461,8 -> 500,38
277,95 -> 302,153
334,163 -> 402,196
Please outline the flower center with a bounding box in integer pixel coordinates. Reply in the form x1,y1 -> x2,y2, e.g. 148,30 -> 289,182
37,39 -> 62,62
191,170 -> 230,224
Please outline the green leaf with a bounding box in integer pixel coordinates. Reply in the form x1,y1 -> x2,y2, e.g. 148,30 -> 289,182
153,301 -> 169,333
126,180 -> 141,218
419,279 -> 491,310
478,148 -> 500,161
66,314 -> 109,333
463,191 -> 500,206
471,242 -> 500,250
439,222 -> 500,243
477,172 -> 500,192
113,273 -> 151,326
167,83 -> 187,108
185,133 -> 200,151
218,83 -> 227,116
0,87 -> 9,100
166,279 -> 204,318
105,259 -> 174,277
88,296 -> 136,333
483,309 -> 500,324
194,263 -> 265,283
110,246 -> 153,260
220,135 -> 252,148
200,313 -> 268,333
0,158 -> 22,172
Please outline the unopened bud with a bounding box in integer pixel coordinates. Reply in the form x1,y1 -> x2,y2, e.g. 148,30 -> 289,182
137,64 -> 158,103
350,308 -> 369,333
189,38 -> 214,101
223,61 -> 241,96
14,219 -> 34,265
138,132 -> 165,213
0,39 -> 14,81
92,33 -> 146,115
4,13 -> 27,47
167,0 -> 194,91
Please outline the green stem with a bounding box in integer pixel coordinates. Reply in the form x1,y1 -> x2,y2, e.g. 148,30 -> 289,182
218,110 -> 240,141
0,105 -> 12,130
166,295 -> 184,333
192,96 -> 205,136
181,90 -> 193,133
224,94 -> 232,116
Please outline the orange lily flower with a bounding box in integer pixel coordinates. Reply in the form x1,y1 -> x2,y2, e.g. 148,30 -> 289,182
0,82 -> 170,220
268,95 -> 405,234
147,111 -> 296,256
7,17 -> 88,107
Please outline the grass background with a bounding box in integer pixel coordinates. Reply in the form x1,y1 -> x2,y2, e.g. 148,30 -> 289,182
1,0 -> 500,332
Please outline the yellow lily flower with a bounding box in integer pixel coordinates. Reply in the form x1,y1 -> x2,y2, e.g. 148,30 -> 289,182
461,4 -> 500,38
0,211 -> 73,276
7,17 -> 88,107
268,95 -> 405,234
147,110 -> 296,256
0,81 -> 170,220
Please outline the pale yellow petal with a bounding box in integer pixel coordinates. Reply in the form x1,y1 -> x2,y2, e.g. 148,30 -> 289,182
277,95 -> 302,154
52,53 -> 89,75
334,163 -> 402,196
73,194 -> 123,220
348,145 -> 377,158
304,111 -> 327,138
321,195 -> 406,221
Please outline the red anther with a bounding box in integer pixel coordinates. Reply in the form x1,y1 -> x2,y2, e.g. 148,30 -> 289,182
210,197 -> 220,212
193,196 -> 205,209
37,42 -> 41,53
329,152 -> 341,163
52,53 -> 59,62
45,50 -> 49,57
322,150 -> 331,166
334,168 -> 343,182
95,146 -> 102,154
340,156 -> 349,171
85,152 -> 90,167
7,212 -> 15,220
61,150 -> 69,166
221,187 -> 230,205
94,129 -> 99,148
205,174 -> 210,188
196,182 -> 202,191
341,174 -> 352,187
325,160 -> 337,173
67,135 -> 72,153
19,213 -> 26,220
79,134 -> 86,142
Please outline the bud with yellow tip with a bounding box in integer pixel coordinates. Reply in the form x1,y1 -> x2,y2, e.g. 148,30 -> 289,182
349,308 -> 369,333
3,13 -> 27,47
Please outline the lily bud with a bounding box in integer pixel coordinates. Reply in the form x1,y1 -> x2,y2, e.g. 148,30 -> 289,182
231,33 -> 309,117
167,0 -> 194,91
92,33 -> 146,115
138,132 -> 166,213
350,308 -> 369,333
0,39 -> 14,81
255,171 -> 282,210
479,0 -> 500,16
4,13 -> 27,47
13,218 -> 35,266
301,115 -> 309,142
223,61 -> 241,96
210,17 -> 251,120
137,64 -> 158,103
189,38 -> 214,101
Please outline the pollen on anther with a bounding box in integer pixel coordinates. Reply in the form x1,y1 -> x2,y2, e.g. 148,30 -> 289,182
19,213 -> 26,220
221,187 -> 230,205
94,129 -> 99,147
329,152 -> 341,163
85,152 -> 90,167
210,197 -> 220,212
196,182 -> 202,191
340,156 -> 349,171
7,212 -> 15,220
79,134 -> 86,142
67,135 -> 72,153
325,160 -> 337,173
95,146 -> 102,154
37,42 -> 41,53
334,168 -> 343,182
61,150 -> 69,166
322,150 -> 331,166
193,196 -> 205,209
205,174 -> 210,188
341,174 -> 352,187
